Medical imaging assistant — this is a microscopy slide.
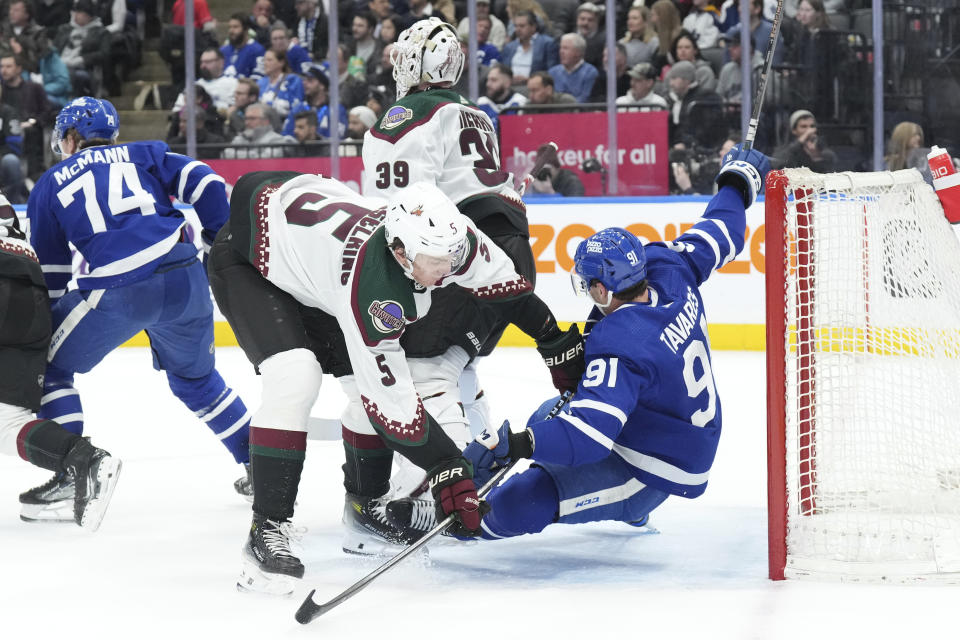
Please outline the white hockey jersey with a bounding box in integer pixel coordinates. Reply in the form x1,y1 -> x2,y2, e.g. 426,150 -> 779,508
361,88 -> 525,211
236,174 -> 532,447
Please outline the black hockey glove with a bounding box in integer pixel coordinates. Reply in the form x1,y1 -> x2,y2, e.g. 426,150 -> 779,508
536,324 -> 585,395
429,458 -> 490,538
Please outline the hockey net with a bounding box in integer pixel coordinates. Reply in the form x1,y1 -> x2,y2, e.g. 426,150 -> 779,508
766,168 -> 960,583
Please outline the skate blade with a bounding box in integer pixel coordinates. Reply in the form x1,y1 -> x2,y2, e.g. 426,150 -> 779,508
341,531 -> 430,559
20,500 -> 75,523
79,457 -> 122,532
237,559 -> 299,596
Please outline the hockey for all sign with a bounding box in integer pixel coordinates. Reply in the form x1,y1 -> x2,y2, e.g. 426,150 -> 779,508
500,110 -> 670,196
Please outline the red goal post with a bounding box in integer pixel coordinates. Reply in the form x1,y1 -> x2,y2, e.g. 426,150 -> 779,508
765,168 -> 960,583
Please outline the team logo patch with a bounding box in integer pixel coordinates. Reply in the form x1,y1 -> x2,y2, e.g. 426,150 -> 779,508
381,106 -> 413,130
368,300 -> 405,333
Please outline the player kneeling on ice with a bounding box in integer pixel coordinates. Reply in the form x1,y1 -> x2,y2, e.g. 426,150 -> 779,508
209,174 -> 569,595
430,145 -> 770,539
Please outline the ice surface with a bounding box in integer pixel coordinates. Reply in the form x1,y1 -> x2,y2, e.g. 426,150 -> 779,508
1,348 -> 955,639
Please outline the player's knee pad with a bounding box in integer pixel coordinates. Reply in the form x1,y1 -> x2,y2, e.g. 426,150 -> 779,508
459,358 -> 492,439
0,403 -> 34,458
409,347 -> 471,445
253,348 -> 323,431
421,393 -> 470,448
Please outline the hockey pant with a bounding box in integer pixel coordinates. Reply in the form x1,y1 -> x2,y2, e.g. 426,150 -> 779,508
38,243 -> 250,463
479,454 -> 670,540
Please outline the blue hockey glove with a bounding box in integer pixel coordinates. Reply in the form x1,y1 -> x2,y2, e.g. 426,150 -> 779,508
463,421 -> 533,489
715,144 -> 772,208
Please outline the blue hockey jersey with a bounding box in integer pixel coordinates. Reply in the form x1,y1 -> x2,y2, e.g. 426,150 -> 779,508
528,186 -> 747,498
221,39 -> 266,79
27,141 -> 229,297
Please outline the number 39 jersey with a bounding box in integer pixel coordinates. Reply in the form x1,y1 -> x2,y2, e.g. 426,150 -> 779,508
527,186 -> 748,498
232,173 -> 532,449
361,89 -> 523,209
27,141 -> 228,297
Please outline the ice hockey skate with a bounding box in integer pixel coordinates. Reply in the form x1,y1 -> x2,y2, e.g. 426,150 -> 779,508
19,471 -> 75,523
233,462 -> 253,503
65,439 -> 122,531
342,492 -> 435,556
238,514 -> 305,596
19,439 -> 121,530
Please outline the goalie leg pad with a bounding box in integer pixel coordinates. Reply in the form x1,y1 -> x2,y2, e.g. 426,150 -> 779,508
536,455 -> 670,525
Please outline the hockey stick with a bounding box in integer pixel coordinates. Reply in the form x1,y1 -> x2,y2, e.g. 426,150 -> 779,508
516,141 -> 560,195
743,0 -> 786,150
295,390 -> 574,625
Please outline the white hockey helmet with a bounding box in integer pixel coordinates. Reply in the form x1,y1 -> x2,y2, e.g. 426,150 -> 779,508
391,17 -> 464,98
385,182 -> 469,273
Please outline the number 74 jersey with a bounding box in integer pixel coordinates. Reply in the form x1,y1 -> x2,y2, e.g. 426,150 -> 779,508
527,187 -> 749,499
27,141 -> 228,297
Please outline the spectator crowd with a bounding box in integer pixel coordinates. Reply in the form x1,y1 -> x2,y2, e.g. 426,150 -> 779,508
0,0 -> 937,198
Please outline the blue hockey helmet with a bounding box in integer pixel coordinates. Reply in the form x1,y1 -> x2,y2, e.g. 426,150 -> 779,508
51,97 -> 120,154
571,227 -> 647,296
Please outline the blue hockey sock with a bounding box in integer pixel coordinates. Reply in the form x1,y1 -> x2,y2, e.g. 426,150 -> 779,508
38,369 -> 84,435
481,466 -> 559,539
167,370 -> 251,463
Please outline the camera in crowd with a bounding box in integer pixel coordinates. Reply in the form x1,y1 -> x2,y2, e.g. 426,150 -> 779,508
669,146 -> 720,195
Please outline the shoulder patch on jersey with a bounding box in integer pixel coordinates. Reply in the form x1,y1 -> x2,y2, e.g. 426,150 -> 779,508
368,299 -> 406,333
350,227 -> 418,346
380,105 -> 413,130
369,89 -> 483,142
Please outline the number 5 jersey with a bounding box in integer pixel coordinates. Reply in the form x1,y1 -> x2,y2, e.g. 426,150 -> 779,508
228,173 -> 533,448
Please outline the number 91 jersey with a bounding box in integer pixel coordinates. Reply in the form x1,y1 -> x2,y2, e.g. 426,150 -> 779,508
361,88 -> 520,205
527,187 -> 749,499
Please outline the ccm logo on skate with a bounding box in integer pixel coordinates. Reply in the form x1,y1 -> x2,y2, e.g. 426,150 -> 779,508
543,343 -> 583,366
429,467 -> 463,487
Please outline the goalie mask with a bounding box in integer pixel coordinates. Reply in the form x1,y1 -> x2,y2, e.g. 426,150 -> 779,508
385,182 -> 469,280
391,17 -> 464,99
571,228 -> 647,306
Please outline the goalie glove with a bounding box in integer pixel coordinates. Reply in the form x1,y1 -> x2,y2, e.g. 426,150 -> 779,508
536,324 -> 585,395
715,144 -> 771,208
463,421 -> 533,489
428,458 -> 490,538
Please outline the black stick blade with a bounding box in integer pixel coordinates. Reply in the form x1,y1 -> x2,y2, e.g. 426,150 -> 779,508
295,590 -> 322,625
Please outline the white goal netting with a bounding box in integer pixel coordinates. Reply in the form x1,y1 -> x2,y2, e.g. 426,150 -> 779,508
772,168 -> 960,582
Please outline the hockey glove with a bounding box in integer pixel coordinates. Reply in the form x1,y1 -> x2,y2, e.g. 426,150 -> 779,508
429,458 -> 490,538
715,144 -> 772,208
536,324 -> 585,395
463,420 -> 534,489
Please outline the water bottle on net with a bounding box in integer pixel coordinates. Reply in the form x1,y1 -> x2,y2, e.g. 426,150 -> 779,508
927,145 -> 960,224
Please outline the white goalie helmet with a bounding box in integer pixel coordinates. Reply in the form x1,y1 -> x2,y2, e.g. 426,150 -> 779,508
385,182 -> 470,273
391,17 -> 464,98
